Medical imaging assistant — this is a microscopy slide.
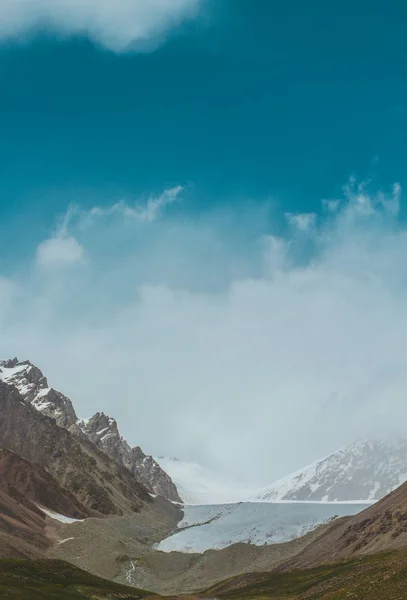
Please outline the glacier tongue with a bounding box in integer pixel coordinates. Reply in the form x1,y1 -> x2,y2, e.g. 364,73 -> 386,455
156,501 -> 369,553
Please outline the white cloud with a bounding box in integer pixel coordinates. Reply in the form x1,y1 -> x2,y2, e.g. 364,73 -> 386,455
2,180 -> 407,485
36,236 -> 85,268
0,0 -> 204,52
85,185 -> 184,223
341,176 -> 401,217
54,187 -> 184,237
285,212 -> 317,232
322,199 -> 340,213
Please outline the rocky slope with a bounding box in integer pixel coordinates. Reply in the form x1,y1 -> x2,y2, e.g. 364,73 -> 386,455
255,440 -> 407,502
0,447 -> 94,559
0,447 -> 91,520
0,358 -> 181,502
0,486 -> 49,559
80,413 -> 181,502
281,477 -> 407,571
204,549 -> 407,600
0,380 -> 151,516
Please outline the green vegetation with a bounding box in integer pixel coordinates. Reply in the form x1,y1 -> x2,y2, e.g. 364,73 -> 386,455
4,550 -> 407,600
205,549 -> 407,599
0,559 -> 151,600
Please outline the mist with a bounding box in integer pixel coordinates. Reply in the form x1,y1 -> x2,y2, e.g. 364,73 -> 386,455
1,179 -> 406,485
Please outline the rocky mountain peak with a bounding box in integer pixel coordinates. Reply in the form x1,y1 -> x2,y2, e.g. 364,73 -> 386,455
79,414 -> 182,503
0,358 -> 77,430
0,357 -> 19,369
81,412 -> 120,438
132,446 -> 147,461
0,357 -> 182,503
0,358 -> 49,401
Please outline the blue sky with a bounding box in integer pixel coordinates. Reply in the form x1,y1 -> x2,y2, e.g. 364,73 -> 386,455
2,0 -> 407,262
1,0 -> 407,483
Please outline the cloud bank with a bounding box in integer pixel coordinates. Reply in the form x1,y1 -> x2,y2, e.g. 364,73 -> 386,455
1,180 -> 407,484
0,0 -> 204,51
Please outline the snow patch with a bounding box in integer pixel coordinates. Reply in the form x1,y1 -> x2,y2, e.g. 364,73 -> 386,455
39,507 -> 84,524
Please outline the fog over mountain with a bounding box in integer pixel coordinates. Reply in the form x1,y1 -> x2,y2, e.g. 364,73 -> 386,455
1,180 -> 407,485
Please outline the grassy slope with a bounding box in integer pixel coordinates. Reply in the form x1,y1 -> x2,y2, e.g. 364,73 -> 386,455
3,550 -> 407,600
0,559 -> 151,600
204,549 -> 407,600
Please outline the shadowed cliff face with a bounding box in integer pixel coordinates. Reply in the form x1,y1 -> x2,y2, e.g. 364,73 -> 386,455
0,487 -> 49,558
0,381 -> 151,516
0,448 -> 88,559
78,413 -> 182,503
0,447 -> 91,520
0,359 -> 181,503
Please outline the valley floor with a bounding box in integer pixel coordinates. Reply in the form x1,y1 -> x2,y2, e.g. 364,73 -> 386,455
4,549 -> 407,600
46,501 -> 344,595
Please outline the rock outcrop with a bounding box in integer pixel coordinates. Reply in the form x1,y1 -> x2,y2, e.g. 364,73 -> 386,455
78,413 -> 182,503
0,358 -> 77,429
281,478 -> 407,571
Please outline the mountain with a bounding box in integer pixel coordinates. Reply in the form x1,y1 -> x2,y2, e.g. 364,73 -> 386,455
0,358 -> 181,503
80,413 -> 181,502
254,440 -> 407,502
0,379 -> 152,515
158,440 -> 407,506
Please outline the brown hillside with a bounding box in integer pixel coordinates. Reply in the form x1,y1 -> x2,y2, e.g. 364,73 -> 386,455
282,479 -> 407,570
0,447 -> 92,519
0,381 -> 151,516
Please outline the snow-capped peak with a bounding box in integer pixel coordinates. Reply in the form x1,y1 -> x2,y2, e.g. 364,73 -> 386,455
0,358 -> 77,429
253,439 -> 407,503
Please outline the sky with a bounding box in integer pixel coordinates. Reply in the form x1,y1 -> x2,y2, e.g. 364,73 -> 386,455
1,0 -> 407,486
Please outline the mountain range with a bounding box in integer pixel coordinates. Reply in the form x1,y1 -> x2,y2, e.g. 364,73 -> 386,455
157,441 -> 407,505
3,357 -> 407,509
2,356 -> 407,598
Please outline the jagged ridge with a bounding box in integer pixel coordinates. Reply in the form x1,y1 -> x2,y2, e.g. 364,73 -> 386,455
255,440 -> 407,502
0,358 -> 181,503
